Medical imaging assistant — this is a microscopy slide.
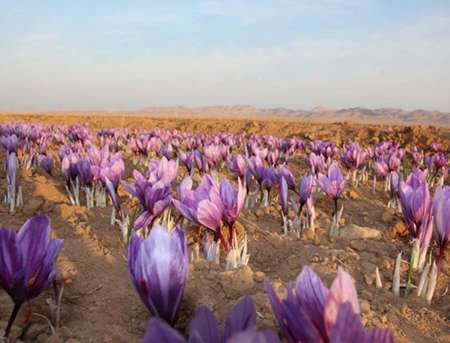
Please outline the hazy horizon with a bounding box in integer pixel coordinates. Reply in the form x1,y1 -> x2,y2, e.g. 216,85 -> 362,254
2,104 -> 450,114
1,1 -> 450,112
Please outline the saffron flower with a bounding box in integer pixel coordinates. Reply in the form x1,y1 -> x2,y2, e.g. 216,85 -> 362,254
100,152 -> 125,191
179,151 -> 195,175
174,175 -> 246,252
228,154 -> 248,179
317,163 -> 346,234
265,266 -> 393,343
398,170 -> 431,238
279,176 -> 289,234
38,154 -> 53,175
6,152 -> 23,212
306,152 -> 326,176
0,216 -> 63,337
123,170 -> 172,230
341,143 -> 368,171
76,158 -> 94,187
432,186 -> 450,268
299,174 -> 314,208
128,225 -> 188,324
317,162 -> 346,201
278,165 -> 296,191
146,157 -> 179,186
172,176 -> 213,226
143,296 -> 280,343
297,175 -> 316,232
1,134 -> 22,154
220,178 -> 246,242
374,159 -> 389,178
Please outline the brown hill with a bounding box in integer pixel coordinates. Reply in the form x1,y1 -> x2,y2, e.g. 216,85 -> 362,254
3,106 -> 449,127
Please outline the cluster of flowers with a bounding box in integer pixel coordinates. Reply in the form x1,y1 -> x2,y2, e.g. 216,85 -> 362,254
129,224 -> 394,342
1,123 -> 448,341
0,216 -> 63,337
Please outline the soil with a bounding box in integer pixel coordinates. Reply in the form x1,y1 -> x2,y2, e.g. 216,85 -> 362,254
0,114 -> 449,343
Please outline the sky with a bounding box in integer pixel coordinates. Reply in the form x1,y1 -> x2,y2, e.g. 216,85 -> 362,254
1,0 -> 450,112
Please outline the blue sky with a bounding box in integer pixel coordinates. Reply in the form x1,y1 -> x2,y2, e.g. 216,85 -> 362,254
1,1 -> 450,111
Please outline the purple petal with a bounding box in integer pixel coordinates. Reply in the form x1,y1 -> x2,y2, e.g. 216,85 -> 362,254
432,187 -> 450,248
265,280 -> 319,343
172,199 -> 198,224
223,296 -> 256,342
228,328 -> 280,343
0,228 -> 22,293
143,318 -> 187,343
295,266 -> 329,336
189,306 -> 220,343
197,200 -> 222,232
134,211 -> 154,230
329,302 -> 366,343
28,238 -> 63,299
128,225 -> 188,324
17,216 -> 51,278
105,176 -> 121,210
324,268 -> 360,334
279,176 -> 288,215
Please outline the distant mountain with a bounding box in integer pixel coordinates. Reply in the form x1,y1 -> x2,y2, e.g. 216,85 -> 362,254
8,105 -> 449,127
133,105 -> 450,127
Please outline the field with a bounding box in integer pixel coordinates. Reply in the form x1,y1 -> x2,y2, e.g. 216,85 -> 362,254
0,114 -> 449,343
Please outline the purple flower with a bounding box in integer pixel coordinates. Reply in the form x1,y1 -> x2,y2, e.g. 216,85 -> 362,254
1,134 -> 22,154
123,171 -> 172,230
432,186 -> 450,266
261,167 -> 278,192
204,144 -> 222,169
100,153 -> 125,190
128,225 -> 188,325
38,154 -> 53,175
374,159 -> 389,178
173,175 -> 245,250
310,140 -> 338,159
104,176 -> 121,211
410,147 -> 423,167
196,184 -> 224,239
267,149 -> 280,166
278,165 -> 296,191
58,145 -> 72,162
161,144 -> 174,160
228,154 -> 248,179
179,151 -> 195,175
431,152 -> 447,170
143,296 -> 280,343
7,152 -> 17,190
279,176 -> 289,216
299,175 -> 314,207
194,150 -> 206,172
387,152 -> 402,172
62,153 -> 79,183
76,159 -> 93,187
220,178 -> 246,231
265,266 -> 393,343
398,170 -> 431,238
88,145 -> 109,167
306,153 -> 326,176
147,157 -> 179,186
172,175 -> 214,225
390,171 -> 402,199
341,143 -> 368,170
0,216 -> 63,337
317,162 -> 346,201
248,156 -> 266,186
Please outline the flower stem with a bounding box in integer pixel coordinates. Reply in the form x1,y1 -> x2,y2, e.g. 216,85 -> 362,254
4,302 -> 22,338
